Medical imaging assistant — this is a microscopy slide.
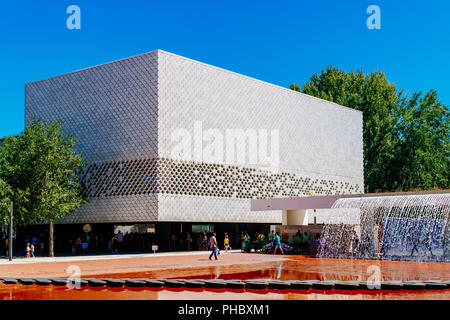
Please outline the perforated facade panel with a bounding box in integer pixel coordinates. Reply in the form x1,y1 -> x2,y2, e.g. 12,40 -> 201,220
25,50 -> 363,224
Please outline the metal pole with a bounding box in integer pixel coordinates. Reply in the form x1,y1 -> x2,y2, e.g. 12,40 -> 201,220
8,201 -> 13,261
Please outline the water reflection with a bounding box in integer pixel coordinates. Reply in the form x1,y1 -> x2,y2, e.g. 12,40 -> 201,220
1,283 -> 449,300
1,255 -> 448,300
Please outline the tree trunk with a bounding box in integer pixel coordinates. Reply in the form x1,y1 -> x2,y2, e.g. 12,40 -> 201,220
49,220 -> 54,257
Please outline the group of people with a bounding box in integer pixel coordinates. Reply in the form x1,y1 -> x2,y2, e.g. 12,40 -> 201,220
68,233 -> 109,254
348,230 -> 434,258
240,230 -> 285,254
207,232 -> 232,261
293,231 -> 311,254
68,230 -> 157,254
23,235 -> 45,257
170,232 -> 233,252
0,234 -> 46,258
410,232 -> 434,256
350,232 -> 373,257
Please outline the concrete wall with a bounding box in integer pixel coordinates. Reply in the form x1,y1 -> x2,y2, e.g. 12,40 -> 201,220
25,50 -> 363,224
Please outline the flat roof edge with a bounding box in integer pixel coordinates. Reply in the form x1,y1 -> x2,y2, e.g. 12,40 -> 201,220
251,190 -> 450,211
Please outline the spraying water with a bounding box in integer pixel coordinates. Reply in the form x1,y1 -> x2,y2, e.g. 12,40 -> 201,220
317,193 -> 450,262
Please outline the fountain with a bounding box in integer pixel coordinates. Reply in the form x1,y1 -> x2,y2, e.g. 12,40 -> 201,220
317,193 -> 450,262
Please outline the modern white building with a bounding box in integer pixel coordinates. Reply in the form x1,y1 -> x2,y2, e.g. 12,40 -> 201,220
25,50 -> 363,250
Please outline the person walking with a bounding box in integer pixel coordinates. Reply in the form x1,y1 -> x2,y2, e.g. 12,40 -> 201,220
26,243 -> 31,258
351,231 -> 359,256
273,233 -> 283,255
30,243 -> 35,258
209,233 -> 218,260
224,233 -> 231,253
410,232 -> 419,256
422,232 -> 433,256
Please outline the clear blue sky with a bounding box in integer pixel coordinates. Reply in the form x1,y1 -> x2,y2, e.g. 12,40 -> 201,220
1,0 -> 449,138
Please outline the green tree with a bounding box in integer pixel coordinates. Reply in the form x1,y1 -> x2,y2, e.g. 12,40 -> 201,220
292,67 -> 449,192
0,119 -> 85,257
292,67 -> 400,192
394,90 -> 449,190
0,179 -> 13,226
0,178 -> 29,227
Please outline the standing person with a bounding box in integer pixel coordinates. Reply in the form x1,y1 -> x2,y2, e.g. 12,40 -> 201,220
116,230 -> 124,252
76,236 -> 82,254
360,234 -> 372,257
268,230 -> 274,244
111,234 -> 117,254
186,232 -> 191,250
81,237 -> 88,254
351,231 -> 359,256
224,233 -> 231,253
202,233 -> 208,251
71,237 -> 76,254
170,234 -> 177,251
293,231 -> 302,251
243,232 -> 251,253
40,238 -> 45,255
26,243 -> 31,258
92,234 -> 98,253
303,232 -> 310,254
25,237 -> 30,251
86,233 -> 91,252
32,235 -> 38,248
260,233 -> 265,243
209,233 -> 218,260
178,232 -> 184,251
196,234 -> 202,250
30,243 -> 35,258
273,233 -> 283,255
4,238 -> 9,257
319,234 -> 327,253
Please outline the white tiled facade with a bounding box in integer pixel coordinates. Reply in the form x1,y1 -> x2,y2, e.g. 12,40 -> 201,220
25,50 -> 363,224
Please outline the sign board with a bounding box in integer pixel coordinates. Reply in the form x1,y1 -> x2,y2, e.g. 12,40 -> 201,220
83,224 -> 91,233
152,245 -> 158,254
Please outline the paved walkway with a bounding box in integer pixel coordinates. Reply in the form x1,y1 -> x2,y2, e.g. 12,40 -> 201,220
0,250 -> 284,278
0,249 -> 243,265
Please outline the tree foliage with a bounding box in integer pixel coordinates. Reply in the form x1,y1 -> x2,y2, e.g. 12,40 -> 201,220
0,179 -> 13,226
394,90 -> 449,191
290,67 -> 449,192
0,119 -> 84,226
